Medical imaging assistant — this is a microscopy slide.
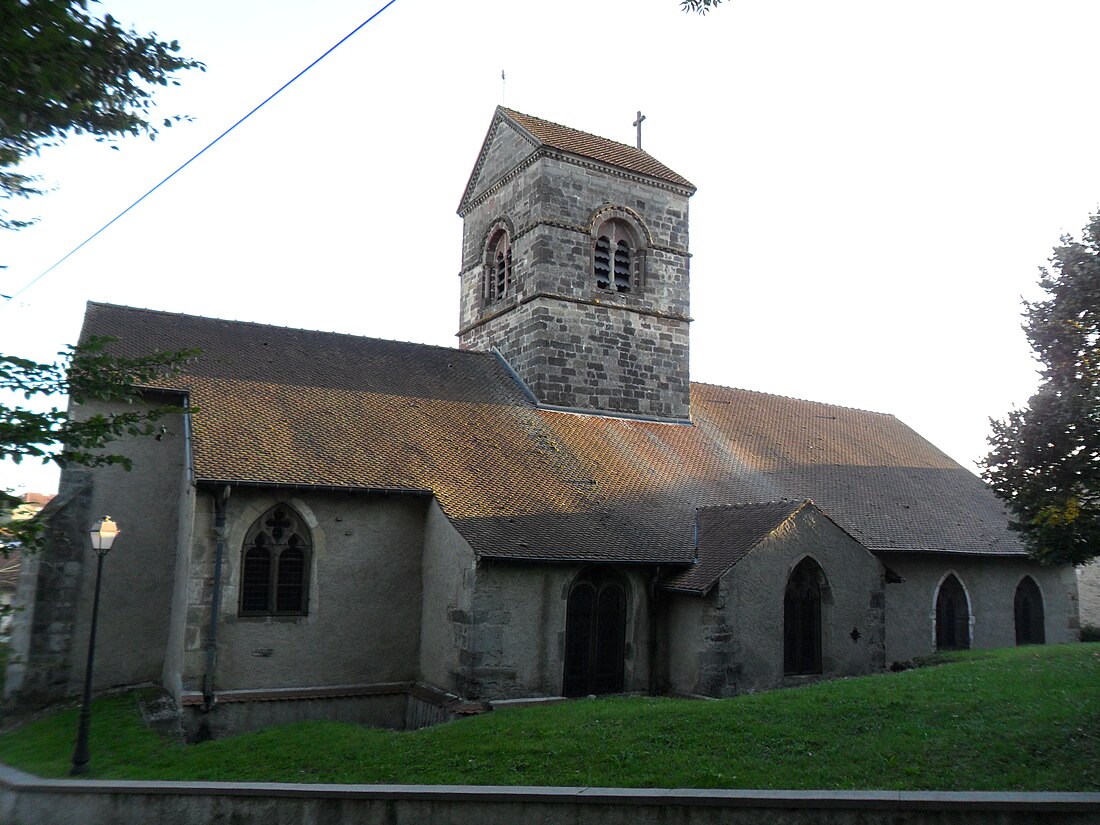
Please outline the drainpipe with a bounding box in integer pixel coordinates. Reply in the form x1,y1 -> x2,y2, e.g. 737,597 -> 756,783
202,485 -> 231,710
649,566 -> 662,695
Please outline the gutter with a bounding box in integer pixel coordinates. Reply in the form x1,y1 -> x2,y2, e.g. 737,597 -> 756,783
195,479 -> 433,497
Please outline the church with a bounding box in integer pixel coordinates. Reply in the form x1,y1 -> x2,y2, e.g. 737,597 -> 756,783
5,108 -> 1080,737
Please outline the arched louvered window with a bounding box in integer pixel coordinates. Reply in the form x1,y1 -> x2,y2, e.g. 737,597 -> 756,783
614,240 -> 631,291
935,574 -> 970,650
784,558 -> 824,675
594,235 -> 612,289
563,568 -> 627,697
239,505 -> 312,617
485,229 -> 513,304
1014,576 -> 1045,645
594,220 -> 633,293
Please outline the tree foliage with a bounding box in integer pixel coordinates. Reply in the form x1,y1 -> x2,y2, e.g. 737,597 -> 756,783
983,213 -> 1100,565
0,0 -> 203,229
681,0 -> 726,13
0,338 -> 196,549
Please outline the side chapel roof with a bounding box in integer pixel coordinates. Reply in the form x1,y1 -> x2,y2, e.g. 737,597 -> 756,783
81,303 -> 1028,578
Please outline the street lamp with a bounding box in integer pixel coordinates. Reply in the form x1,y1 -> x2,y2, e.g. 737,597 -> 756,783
70,516 -> 120,777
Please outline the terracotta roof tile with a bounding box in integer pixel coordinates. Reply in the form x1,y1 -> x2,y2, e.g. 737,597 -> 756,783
501,108 -> 695,190
663,501 -> 805,594
81,303 -> 1027,568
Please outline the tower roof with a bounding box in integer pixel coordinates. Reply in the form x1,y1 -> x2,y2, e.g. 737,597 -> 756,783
460,108 -> 695,214
500,108 -> 695,190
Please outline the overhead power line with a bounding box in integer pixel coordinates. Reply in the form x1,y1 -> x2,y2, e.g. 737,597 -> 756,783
3,0 -> 400,305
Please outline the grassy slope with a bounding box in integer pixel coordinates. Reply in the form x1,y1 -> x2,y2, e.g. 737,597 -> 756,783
1,644 -> 1097,790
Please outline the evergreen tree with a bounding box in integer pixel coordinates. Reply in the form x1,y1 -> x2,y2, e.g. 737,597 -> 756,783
984,213 -> 1100,564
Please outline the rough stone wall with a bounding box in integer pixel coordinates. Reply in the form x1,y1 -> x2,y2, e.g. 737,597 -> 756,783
160,472 -> 197,704
720,507 -> 885,695
665,589 -> 732,698
458,120 -> 693,419
664,507 -> 885,698
462,561 -> 652,699
180,490 -> 429,694
5,397 -> 186,707
418,501 -> 476,693
1077,559 -> 1100,631
3,473 -> 92,704
879,553 -> 1080,664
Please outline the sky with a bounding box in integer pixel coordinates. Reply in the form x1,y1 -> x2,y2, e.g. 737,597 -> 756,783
3,0 -> 1100,496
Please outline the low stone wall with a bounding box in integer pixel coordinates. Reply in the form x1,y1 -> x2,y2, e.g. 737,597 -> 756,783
1,764 -> 1097,825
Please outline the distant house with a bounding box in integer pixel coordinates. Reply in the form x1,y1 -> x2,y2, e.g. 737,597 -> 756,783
4,109 -> 1079,736
1,494 -> 52,638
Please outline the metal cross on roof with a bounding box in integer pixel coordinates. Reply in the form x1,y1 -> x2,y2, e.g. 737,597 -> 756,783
633,110 -> 646,150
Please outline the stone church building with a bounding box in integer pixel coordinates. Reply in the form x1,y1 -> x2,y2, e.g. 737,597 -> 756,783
5,108 -> 1080,736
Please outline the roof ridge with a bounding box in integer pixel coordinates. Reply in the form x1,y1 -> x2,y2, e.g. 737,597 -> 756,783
85,301 -> 495,362
500,107 -> 653,158
497,108 -> 694,191
697,500 -> 805,511
690,379 -> 896,418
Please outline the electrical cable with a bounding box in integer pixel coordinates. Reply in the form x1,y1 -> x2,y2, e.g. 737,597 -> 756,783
3,0 -> 400,305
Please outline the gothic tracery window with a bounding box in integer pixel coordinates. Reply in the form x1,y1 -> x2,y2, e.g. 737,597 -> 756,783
239,504 -> 312,617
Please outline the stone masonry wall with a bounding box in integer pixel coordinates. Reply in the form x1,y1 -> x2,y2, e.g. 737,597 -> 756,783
3,473 -> 92,705
458,117 -> 693,419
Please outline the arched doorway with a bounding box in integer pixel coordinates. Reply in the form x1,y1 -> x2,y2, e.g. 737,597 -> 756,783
935,574 -> 970,650
784,558 -> 824,675
563,568 -> 627,697
1014,576 -> 1045,645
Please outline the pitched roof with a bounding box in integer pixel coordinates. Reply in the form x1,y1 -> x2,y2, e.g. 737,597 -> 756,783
664,501 -> 805,594
500,108 -> 695,190
81,303 -> 1027,569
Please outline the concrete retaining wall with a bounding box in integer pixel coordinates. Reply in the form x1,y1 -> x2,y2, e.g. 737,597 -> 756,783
1,764 -> 1097,825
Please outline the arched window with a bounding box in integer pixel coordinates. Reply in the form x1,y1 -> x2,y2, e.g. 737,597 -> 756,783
1014,576 -> 1045,645
239,504 -> 312,617
563,568 -> 627,697
935,574 -> 970,650
784,558 -> 824,675
484,229 -> 513,304
594,220 -> 634,293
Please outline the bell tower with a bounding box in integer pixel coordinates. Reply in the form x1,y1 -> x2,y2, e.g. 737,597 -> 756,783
457,108 -> 695,420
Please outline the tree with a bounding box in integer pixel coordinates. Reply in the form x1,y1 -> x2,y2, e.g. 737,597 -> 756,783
0,338 -> 195,550
0,0 -> 203,229
983,213 -> 1100,565
681,0 -> 726,12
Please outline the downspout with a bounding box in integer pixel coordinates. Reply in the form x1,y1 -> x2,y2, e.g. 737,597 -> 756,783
202,485 -> 231,710
648,565 -> 662,695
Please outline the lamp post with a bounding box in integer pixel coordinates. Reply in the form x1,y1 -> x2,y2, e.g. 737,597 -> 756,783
70,516 -> 120,777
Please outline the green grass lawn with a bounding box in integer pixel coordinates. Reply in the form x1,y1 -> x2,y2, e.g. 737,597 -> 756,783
1,644 -> 1098,790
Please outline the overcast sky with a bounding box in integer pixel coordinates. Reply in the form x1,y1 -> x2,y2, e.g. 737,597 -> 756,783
3,0 -> 1100,496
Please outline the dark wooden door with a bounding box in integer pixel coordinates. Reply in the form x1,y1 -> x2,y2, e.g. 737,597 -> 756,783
563,570 -> 626,697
